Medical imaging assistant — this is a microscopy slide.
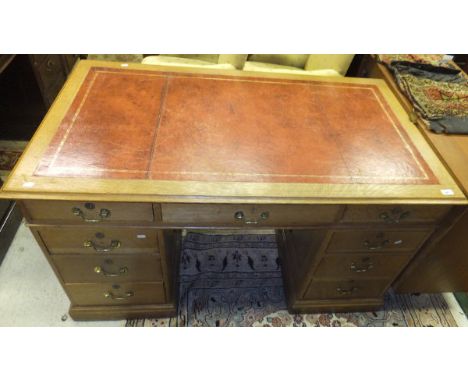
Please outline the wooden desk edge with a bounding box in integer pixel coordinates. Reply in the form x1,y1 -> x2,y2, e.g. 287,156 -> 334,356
1,189 -> 466,205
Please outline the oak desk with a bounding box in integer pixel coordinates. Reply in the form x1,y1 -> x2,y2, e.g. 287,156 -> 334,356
1,60 -> 466,320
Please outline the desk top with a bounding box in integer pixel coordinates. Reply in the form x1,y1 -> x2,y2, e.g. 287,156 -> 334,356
1,60 -> 465,204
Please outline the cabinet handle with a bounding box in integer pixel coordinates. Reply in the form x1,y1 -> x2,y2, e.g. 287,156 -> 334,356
379,208 -> 410,223
46,59 -> 55,71
336,287 -> 358,296
72,207 -> 111,223
83,239 -> 121,252
350,262 -> 374,273
234,211 -> 269,224
363,239 -> 389,250
104,291 -> 134,300
94,266 -> 128,277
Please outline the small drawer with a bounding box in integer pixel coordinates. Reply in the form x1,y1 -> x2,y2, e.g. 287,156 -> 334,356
314,253 -> 411,280
52,254 -> 163,283
65,281 -> 166,306
23,200 -> 154,224
341,205 -> 451,224
37,227 -> 160,255
161,203 -> 340,226
326,229 -> 431,253
304,279 -> 389,300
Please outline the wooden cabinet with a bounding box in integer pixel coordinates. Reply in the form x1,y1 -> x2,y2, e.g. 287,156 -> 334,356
277,204 -> 452,312
29,54 -> 80,107
22,201 -> 180,320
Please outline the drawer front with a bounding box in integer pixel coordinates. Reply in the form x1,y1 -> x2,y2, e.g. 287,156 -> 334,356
38,227 -> 160,255
326,229 -> 431,253
66,282 -> 166,306
52,254 -> 163,283
161,203 -> 340,226
314,253 -> 411,280
341,205 -> 451,224
23,200 -> 154,224
304,279 -> 389,300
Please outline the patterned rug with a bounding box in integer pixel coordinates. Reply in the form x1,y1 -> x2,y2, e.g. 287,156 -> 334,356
126,232 -> 458,327
0,140 -> 27,182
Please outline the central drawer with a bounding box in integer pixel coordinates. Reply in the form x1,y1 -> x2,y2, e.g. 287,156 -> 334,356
66,281 -> 166,306
52,254 -> 163,283
325,229 -> 432,253
37,227 -> 160,255
161,203 -> 341,226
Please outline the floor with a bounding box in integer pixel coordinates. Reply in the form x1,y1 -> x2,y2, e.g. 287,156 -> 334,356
0,222 -> 123,326
0,221 -> 467,327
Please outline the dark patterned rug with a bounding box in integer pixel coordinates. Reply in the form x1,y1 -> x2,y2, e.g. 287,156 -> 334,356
0,140 -> 27,182
126,232 -> 457,327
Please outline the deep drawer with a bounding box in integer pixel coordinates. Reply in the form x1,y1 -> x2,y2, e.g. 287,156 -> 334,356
304,279 -> 389,300
325,229 -> 432,253
37,227 -> 160,255
52,254 -> 163,283
314,253 -> 411,280
65,281 -> 166,306
22,200 -> 154,224
341,205 -> 451,224
161,203 -> 340,226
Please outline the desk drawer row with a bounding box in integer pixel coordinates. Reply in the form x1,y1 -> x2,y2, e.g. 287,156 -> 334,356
22,200 -> 452,226
21,200 -> 449,317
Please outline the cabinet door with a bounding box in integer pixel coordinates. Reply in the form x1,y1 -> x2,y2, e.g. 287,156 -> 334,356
395,209 -> 468,293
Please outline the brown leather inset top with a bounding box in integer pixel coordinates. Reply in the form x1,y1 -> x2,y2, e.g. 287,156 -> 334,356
34,67 -> 438,185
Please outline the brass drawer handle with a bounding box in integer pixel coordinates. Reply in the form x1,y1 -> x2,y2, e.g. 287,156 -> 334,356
350,262 -> 374,273
234,211 -> 245,220
379,208 -> 410,224
72,207 -> 111,223
83,240 -> 121,252
234,211 -> 269,224
336,287 -> 358,296
94,266 -> 128,277
363,239 -> 389,250
104,291 -> 134,300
